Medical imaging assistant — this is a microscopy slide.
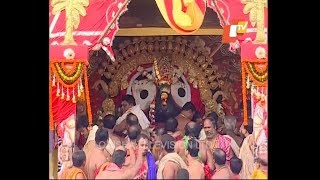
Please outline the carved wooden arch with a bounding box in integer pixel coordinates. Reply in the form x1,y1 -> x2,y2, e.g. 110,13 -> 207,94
103,36 -> 225,113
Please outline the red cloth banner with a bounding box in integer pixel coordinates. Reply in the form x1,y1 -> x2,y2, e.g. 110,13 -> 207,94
49,0 -> 128,61
50,45 -> 88,62
49,45 -> 91,130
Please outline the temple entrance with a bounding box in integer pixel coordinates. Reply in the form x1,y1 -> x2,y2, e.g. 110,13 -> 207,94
87,35 -> 243,125
49,0 -> 269,178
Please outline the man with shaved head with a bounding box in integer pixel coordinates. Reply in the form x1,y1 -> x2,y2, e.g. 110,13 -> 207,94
165,117 -> 183,141
211,148 -> 232,179
95,144 -> 145,179
157,134 -> 187,179
186,138 -> 205,179
174,121 -> 214,174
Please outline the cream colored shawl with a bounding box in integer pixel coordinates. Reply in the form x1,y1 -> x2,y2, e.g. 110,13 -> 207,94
239,134 -> 255,179
157,152 -> 187,179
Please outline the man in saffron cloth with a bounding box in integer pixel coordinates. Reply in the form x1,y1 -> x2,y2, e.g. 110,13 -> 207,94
59,150 -> 87,179
84,128 -> 110,179
95,144 -> 145,179
211,148 -> 232,179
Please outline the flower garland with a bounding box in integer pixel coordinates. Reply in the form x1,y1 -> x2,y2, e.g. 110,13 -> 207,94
244,61 -> 268,86
50,62 -> 84,88
49,60 -> 93,128
83,66 -> 93,125
241,58 -> 268,125
241,65 -> 249,126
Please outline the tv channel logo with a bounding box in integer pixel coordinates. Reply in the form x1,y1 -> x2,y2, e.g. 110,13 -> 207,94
222,20 -> 248,43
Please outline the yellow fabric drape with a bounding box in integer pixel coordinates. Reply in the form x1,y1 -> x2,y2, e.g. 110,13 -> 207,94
155,0 -> 205,34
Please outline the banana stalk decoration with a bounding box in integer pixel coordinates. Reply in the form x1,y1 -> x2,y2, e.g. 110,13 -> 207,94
51,0 -> 89,45
241,0 -> 267,44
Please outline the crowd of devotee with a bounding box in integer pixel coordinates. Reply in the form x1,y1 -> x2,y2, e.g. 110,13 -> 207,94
57,95 -> 268,179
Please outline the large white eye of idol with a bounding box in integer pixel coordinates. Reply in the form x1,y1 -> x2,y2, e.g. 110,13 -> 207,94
130,79 -> 156,111
170,76 -> 191,108
127,67 -> 157,111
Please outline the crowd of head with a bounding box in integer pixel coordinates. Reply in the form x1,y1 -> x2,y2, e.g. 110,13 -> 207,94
56,94 -> 267,179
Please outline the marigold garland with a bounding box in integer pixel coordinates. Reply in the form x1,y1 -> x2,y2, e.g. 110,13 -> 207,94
49,59 -> 92,129
241,58 -> 268,125
83,66 -> 93,125
50,62 -> 84,87
245,62 -> 268,85
241,65 -> 248,126
253,63 -> 267,74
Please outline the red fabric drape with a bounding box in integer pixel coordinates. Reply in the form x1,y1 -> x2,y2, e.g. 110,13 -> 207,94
189,83 -> 205,116
49,0 -> 128,61
51,86 -> 76,125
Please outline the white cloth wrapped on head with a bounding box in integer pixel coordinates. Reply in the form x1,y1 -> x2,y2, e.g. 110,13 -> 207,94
116,105 -> 150,130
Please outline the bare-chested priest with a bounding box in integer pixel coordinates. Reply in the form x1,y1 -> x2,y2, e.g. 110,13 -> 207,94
84,128 -> 110,179
175,102 -> 196,134
186,138 -> 205,179
95,144 -> 145,179
157,134 -> 187,179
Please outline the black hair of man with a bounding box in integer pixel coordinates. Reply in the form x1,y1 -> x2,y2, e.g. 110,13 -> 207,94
213,148 -> 226,165
165,117 -> 178,132
155,127 -> 167,136
204,116 -> 218,130
187,138 -> 199,157
181,102 -> 196,113
95,128 -> 109,145
112,149 -> 127,167
177,168 -> 189,179
122,94 -> 136,106
192,111 -> 202,122
230,157 -> 243,174
72,150 -> 86,167
103,114 -> 116,129
161,134 -> 175,153
207,112 -> 219,122
137,133 -> 149,142
76,116 -> 89,130
184,121 -> 201,139
128,124 -> 141,141
126,113 -> 139,126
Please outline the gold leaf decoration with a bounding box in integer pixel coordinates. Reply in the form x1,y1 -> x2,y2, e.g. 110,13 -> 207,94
241,0 -> 267,43
51,0 -> 89,45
